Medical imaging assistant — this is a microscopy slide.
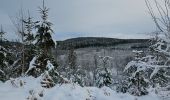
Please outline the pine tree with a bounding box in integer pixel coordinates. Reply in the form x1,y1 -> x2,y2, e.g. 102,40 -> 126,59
0,29 -> 12,82
23,12 -> 37,45
96,54 -> 112,88
68,48 -> 77,78
97,68 -> 112,88
0,25 -> 6,42
0,46 -> 9,82
92,54 -> 99,86
35,0 -> 55,53
21,13 -> 38,76
124,50 -> 149,96
26,0 -> 59,87
67,48 -> 84,86
11,10 -> 38,77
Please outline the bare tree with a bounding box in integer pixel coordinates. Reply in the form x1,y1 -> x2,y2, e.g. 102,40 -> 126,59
145,0 -> 170,37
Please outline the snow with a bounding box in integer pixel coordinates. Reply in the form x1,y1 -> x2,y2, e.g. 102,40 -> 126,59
150,67 -> 159,79
46,60 -> 54,71
51,34 -> 57,48
0,46 -> 7,57
0,77 -> 163,100
124,61 -> 148,72
26,56 -> 37,74
0,69 -> 4,74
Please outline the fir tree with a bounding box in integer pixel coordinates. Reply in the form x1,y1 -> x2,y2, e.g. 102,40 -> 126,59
0,25 -> 6,42
0,29 -> 12,82
97,68 -> 112,88
124,50 -> 149,96
26,0 -> 59,87
96,54 -> 112,88
0,46 -> 9,82
23,12 -> 37,45
35,0 -> 55,54
68,48 -> 77,79
67,47 -> 84,86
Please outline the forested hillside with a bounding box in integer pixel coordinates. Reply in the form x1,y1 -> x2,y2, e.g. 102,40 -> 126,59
57,37 -> 150,49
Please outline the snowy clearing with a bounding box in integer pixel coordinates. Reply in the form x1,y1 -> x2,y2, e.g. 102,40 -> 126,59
0,77 -> 162,100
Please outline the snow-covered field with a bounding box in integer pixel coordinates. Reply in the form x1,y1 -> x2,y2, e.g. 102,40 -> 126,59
0,77 -> 162,100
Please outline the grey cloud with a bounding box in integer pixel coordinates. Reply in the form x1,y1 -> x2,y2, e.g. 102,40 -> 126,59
0,0 -> 156,40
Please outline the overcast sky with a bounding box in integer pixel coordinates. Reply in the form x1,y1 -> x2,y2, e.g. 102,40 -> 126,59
0,0 -> 156,40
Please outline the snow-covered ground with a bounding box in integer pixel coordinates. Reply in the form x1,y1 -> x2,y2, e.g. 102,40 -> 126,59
0,77 -> 163,100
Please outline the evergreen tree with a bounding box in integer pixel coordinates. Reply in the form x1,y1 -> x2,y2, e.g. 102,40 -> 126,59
0,46 -> 9,82
21,13 -> 38,76
23,12 -> 37,45
92,54 -> 99,86
96,55 -> 112,88
124,50 -> 149,96
68,48 -> 77,78
0,25 -> 6,42
0,29 -> 12,82
11,10 -> 37,77
67,48 -> 84,86
26,0 -> 59,87
35,0 -> 55,53
97,68 -> 112,88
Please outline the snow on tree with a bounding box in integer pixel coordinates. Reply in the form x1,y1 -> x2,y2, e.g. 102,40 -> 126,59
34,0 -> 55,52
96,53 -> 113,88
41,71 -> 55,88
142,34 -> 170,87
25,56 -> 37,74
66,48 -> 85,86
25,0 -> 60,87
97,68 -> 112,88
92,54 -> 99,86
0,46 -> 9,82
145,0 -> 170,87
67,48 -> 77,79
124,50 -> 149,96
0,28 -> 14,82
10,9 -> 38,77
23,13 -> 38,45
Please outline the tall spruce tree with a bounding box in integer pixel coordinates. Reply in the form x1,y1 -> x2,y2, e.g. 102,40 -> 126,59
26,0 -> 58,87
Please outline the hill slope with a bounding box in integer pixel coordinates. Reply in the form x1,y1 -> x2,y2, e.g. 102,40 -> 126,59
57,37 -> 150,49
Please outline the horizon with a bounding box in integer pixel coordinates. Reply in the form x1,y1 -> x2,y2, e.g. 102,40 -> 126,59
0,0 -> 156,41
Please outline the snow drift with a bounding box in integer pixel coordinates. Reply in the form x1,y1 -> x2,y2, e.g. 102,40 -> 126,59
0,77 -> 161,100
